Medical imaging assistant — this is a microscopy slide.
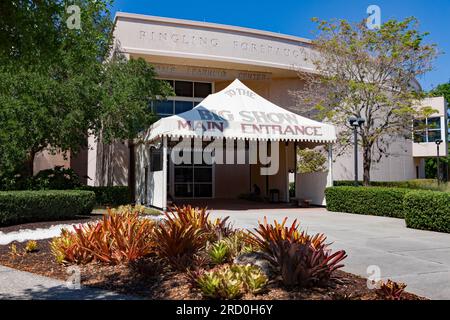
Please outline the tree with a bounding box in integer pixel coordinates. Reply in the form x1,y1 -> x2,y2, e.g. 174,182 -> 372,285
0,0 -> 172,177
297,148 -> 327,173
426,81 -> 450,180
429,82 -> 450,102
294,17 -> 438,185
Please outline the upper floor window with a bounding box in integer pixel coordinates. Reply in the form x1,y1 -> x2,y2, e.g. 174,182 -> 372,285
152,80 -> 213,117
413,117 -> 442,143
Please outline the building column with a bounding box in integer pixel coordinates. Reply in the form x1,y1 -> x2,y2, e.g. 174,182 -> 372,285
162,136 -> 168,211
326,144 -> 334,188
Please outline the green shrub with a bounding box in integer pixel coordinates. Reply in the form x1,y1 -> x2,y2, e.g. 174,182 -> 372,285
0,166 -> 81,191
333,179 -> 444,191
325,187 -> 409,218
77,186 -> 131,206
404,191 -> 450,233
0,190 -> 95,226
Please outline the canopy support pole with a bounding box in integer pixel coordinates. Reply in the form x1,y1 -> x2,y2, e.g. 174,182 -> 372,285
326,144 -> 334,188
162,136 -> 168,211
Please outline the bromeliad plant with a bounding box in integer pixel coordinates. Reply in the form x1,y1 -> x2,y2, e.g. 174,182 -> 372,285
192,264 -> 268,299
24,240 -> 38,253
152,206 -> 231,270
268,239 -> 347,287
208,241 -> 229,265
248,217 -> 327,251
248,217 -> 347,288
51,207 -> 154,264
376,279 -> 407,300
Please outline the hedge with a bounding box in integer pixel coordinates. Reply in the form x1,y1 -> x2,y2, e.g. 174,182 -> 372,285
334,179 -> 439,190
404,191 -> 450,233
77,186 -> 131,206
0,190 -> 95,226
325,186 -> 410,218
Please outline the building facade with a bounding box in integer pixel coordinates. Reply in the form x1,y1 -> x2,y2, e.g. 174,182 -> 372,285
33,12 -> 448,202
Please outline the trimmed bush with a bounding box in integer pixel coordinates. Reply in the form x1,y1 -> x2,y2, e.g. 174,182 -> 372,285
0,190 -> 95,226
333,179 -> 443,190
325,186 -> 409,218
77,186 -> 131,206
0,166 -> 81,191
404,191 -> 450,233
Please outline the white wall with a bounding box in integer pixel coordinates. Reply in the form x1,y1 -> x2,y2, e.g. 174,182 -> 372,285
147,170 -> 165,208
296,172 -> 329,206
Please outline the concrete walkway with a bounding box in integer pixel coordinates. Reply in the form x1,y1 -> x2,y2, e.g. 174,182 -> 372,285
1,206 -> 449,300
210,207 -> 450,300
0,265 -> 138,300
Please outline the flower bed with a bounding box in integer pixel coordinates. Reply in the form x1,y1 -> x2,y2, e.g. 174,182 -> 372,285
0,206 -> 424,300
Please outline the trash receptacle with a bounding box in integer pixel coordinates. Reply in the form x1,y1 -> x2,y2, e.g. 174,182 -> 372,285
269,189 -> 280,203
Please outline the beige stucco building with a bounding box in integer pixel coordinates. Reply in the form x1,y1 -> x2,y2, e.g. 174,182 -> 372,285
33,12 -> 448,206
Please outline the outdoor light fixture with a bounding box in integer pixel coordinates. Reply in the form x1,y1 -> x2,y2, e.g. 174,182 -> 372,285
349,117 -> 365,186
435,139 -> 443,185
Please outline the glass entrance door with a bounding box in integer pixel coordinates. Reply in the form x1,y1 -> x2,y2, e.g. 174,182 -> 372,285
173,151 -> 213,198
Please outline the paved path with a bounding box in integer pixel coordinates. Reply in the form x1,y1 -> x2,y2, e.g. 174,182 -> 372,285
210,207 -> 450,300
2,207 -> 449,300
0,265 -> 138,300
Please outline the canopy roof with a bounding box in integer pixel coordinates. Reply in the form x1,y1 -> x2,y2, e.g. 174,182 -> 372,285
144,79 -> 336,143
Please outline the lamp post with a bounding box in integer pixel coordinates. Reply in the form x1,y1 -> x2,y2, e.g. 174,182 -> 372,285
435,139 -> 443,185
349,117 -> 365,187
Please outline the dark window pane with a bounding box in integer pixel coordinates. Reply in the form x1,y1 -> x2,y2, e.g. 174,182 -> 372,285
413,119 -> 426,130
194,184 -> 212,197
175,101 -> 194,114
175,184 -> 193,197
150,149 -> 162,172
428,117 -> 441,130
154,100 -> 173,115
174,167 -> 193,183
414,131 -> 426,143
194,167 -> 212,183
194,82 -> 212,98
428,130 -> 442,142
163,79 -> 174,89
175,81 -> 193,97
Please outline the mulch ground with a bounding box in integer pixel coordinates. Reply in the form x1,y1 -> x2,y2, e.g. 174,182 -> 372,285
0,215 -> 102,233
0,239 -> 425,300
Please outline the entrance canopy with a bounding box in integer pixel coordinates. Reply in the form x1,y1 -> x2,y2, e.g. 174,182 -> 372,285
144,79 -> 336,143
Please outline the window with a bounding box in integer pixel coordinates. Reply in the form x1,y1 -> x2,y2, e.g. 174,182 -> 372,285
413,117 -> 442,143
150,148 -> 163,172
151,80 -> 213,117
173,150 -> 213,198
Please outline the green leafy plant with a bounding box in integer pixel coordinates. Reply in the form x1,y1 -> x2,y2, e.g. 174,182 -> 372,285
229,265 -> 268,294
297,148 -> 327,173
376,279 -> 407,300
193,264 -> 268,299
221,230 -> 254,260
9,243 -> 18,257
24,240 -> 38,253
208,241 -> 229,265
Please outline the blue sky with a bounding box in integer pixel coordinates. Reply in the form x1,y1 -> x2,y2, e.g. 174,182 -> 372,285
112,0 -> 449,91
